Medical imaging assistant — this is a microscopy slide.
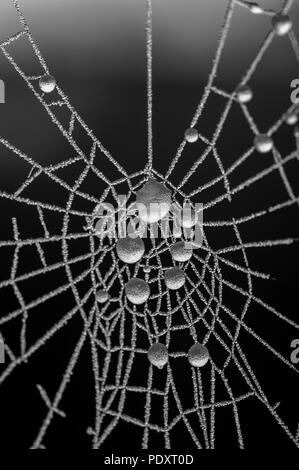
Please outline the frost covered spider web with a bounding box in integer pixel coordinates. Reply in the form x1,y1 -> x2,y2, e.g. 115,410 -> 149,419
0,0 -> 299,449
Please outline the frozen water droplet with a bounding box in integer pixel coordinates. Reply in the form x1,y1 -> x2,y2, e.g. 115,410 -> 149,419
147,343 -> 168,369
271,14 -> 292,36
170,241 -> 193,262
96,289 -> 110,304
236,84 -> 253,103
188,343 -> 209,367
248,2 -> 263,14
116,236 -> 145,264
184,128 -> 199,143
165,267 -> 186,290
136,178 -> 172,224
125,278 -> 150,304
143,265 -> 151,274
254,134 -> 273,153
39,74 -> 56,93
285,113 -> 298,125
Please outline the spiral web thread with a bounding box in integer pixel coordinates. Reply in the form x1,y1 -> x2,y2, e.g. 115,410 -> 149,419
0,0 -> 298,449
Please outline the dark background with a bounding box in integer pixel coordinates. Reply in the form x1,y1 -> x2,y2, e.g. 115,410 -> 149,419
0,0 -> 298,451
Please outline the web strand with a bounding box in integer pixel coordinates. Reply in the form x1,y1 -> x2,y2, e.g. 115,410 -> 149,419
146,0 -> 153,171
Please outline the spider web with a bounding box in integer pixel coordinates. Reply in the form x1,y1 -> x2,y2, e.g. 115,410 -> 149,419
0,0 -> 299,449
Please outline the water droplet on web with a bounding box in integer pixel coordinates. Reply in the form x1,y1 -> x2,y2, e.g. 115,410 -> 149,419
147,343 -> 168,369
188,343 -> 209,367
236,84 -> 253,103
143,265 -> 151,274
125,278 -> 150,304
170,241 -> 193,262
285,113 -> 298,125
254,134 -> 273,153
184,128 -> 199,143
271,14 -> 292,36
116,236 -> 145,264
248,3 -> 263,14
136,178 -> 172,224
96,289 -> 110,304
165,267 -> 186,290
39,74 -> 56,93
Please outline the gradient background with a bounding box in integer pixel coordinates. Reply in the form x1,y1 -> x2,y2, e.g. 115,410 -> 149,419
1,0 -> 299,177
0,0 -> 298,451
